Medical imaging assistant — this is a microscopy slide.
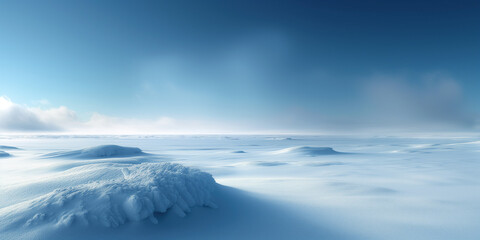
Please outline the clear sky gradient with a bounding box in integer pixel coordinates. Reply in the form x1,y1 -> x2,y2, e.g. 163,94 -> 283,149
0,0 -> 479,133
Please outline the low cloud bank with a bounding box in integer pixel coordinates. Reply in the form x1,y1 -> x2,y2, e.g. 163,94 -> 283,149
362,74 -> 476,131
1,74 -> 478,136
0,96 -> 218,134
0,97 -> 76,131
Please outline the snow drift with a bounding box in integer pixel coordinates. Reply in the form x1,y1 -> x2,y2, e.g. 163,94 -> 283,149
274,146 -> 344,156
0,145 -> 19,150
232,150 -> 246,154
0,150 -> 10,157
44,145 -> 146,159
0,162 -> 217,229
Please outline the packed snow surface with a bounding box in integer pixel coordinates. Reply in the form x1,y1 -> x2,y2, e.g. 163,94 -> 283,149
44,145 -> 145,159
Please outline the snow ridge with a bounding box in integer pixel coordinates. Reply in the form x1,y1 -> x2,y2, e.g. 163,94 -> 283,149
0,145 -> 19,150
0,150 -> 10,157
274,146 -> 343,156
44,145 -> 146,159
1,162 -> 217,229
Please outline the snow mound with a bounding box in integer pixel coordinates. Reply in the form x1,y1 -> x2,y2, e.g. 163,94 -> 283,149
44,145 -> 146,159
232,150 -> 246,154
0,145 -> 19,150
0,162 -> 217,229
256,161 -> 287,166
274,146 -> 343,156
266,137 -> 295,141
0,150 -> 10,157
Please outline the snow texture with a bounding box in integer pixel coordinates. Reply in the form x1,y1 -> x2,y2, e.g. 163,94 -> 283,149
44,145 -> 146,159
0,162 -> 217,229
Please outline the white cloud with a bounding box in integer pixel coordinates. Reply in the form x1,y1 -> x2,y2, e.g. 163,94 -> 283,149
0,96 -> 232,134
1,73 -> 477,136
0,96 -> 76,131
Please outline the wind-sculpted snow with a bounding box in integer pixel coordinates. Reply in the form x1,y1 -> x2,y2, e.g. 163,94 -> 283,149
0,162 -> 217,229
0,150 -> 10,157
256,161 -> 287,166
44,145 -> 146,159
274,146 -> 344,156
0,145 -> 19,150
232,150 -> 246,154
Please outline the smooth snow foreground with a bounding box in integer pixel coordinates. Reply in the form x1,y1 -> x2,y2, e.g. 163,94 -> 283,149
0,162 -> 217,236
1,136 -> 480,240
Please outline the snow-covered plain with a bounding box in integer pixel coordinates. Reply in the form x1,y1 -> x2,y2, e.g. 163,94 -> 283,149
0,135 -> 479,239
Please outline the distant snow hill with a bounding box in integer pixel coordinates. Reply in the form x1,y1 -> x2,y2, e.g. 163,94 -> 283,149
43,145 -> 147,159
0,145 -> 19,150
274,146 -> 345,156
0,150 -> 10,157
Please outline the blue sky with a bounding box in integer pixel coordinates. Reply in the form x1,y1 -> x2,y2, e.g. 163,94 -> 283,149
0,0 -> 479,133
